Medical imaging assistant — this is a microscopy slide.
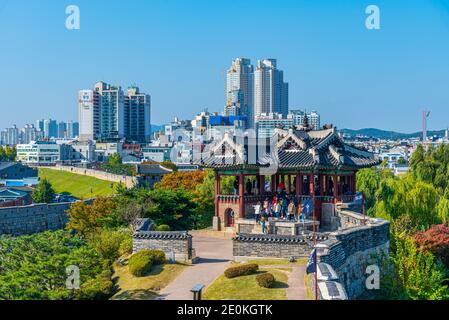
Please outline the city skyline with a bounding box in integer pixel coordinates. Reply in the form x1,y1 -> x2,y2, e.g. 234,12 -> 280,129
1,1 -> 449,132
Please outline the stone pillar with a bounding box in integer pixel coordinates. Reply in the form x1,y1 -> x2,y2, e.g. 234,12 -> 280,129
239,174 -> 245,218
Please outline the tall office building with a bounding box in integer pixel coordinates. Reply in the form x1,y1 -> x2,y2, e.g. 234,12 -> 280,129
254,59 -> 289,119
36,119 -> 44,132
124,86 -> 151,143
225,58 -> 254,128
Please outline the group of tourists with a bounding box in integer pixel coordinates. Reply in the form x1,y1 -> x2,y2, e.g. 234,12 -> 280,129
252,181 -> 309,234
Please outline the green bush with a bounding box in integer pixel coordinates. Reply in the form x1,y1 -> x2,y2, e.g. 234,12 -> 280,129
148,249 -> 166,265
156,224 -> 171,231
119,235 -> 133,256
76,273 -> 114,300
256,273 -> 276,288
224,263 -> 259,279
128,250 -> 154,277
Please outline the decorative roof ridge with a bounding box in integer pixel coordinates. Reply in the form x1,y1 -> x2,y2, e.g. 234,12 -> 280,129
343,144 -> 375,159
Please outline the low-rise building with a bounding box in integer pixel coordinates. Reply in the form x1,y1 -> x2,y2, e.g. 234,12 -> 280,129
0,187 -> 32,208
16,141 -> 61,166
135,164 -> 173,188
0,162 -> 38,186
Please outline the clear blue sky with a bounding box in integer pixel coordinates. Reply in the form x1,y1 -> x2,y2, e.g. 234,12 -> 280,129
0,0 -> 448,133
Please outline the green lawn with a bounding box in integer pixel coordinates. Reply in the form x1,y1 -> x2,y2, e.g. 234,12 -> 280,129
203,268 -> 289,300
112,262 -> 187,300
38,168 -> 117,199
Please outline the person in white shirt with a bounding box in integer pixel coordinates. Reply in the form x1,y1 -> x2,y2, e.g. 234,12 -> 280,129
254,201 -> 261,224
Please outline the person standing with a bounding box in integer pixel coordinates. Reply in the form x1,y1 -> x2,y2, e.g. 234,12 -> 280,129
274,200 -> 281,219
288,200 -> 295,221
254,201 -> 261,224
261,214 -> 266,234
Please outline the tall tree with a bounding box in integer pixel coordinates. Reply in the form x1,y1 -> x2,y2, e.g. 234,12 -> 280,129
32,179 -> 55,204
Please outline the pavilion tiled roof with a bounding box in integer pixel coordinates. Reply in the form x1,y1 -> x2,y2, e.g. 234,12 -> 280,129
198,126 -> 380,171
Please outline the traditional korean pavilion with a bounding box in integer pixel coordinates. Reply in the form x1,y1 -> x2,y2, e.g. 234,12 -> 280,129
199,125 -> 380,231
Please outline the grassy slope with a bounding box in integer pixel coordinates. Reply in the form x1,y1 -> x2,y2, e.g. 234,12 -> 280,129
203,268 -> 289,300
112,263 -> 187,300
38,168 -> 117,199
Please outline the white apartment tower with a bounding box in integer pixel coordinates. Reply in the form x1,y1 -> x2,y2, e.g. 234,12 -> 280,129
78,89 -> 101,141
254,59 -> 289,120
225,58 -> 254,128
79,82 -> 150,142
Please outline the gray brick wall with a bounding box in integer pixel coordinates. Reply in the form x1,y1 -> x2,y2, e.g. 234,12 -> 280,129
0,202 -> 85,236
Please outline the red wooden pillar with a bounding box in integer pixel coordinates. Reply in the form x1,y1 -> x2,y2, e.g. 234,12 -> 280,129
296,173 -> 301,196
320,175 -> 325,196
239,174 -> 245,218
271,174 -> 276,193
259,175 -> 265,195
288,175 -> 292,193
309,173 -> 315,197
214,172 -> 220,217
333,174 -> 338,201
353,172 -> 357,193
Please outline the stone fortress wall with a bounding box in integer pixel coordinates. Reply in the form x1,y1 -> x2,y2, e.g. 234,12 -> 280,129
0,201 -> 92,236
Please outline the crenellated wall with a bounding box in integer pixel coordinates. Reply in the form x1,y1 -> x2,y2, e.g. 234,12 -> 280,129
315,217 -> 390,299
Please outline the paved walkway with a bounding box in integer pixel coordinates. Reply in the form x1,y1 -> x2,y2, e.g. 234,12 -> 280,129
286,265 -> 308,300
157,234 -> 233,300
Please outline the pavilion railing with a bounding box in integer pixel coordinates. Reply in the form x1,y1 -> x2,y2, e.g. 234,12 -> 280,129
216,194 -> 357,204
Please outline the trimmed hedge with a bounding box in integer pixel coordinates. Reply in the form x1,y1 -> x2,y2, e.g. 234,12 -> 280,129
128,250 -> 154,277
155,224 -> 171,231
256,273 -> 276,288
224,263 -> 259,279
148,249 -> 166,265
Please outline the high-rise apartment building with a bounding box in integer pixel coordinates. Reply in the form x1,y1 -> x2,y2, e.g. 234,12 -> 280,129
66,121 -> 79,139
58,121 -> 68,139
0,125 -> 20,146
21,124 -> 38,144
79,82 -> 150,142
43,119 -> 58,139
225,58 -> 254,128
96,81 -> 125,140
254,59 -> 289,119
290,110 -> 321,130
124,86 -> 151,143
78,89 -> 101,141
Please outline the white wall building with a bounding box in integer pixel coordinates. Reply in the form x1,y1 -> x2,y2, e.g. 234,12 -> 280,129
16,141 -> 61,165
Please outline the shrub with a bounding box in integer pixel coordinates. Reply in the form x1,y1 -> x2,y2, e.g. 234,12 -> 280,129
156,224 -> 171,231
76,272 -> 114,300
256,273 -> 276,288
148,249 -> 166,265
224,263 -> 259,279
128,250 -> 154,277
119,235 -> 133,256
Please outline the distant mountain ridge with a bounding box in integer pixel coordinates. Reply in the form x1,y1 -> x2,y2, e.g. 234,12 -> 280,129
340,128 -> 446,139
